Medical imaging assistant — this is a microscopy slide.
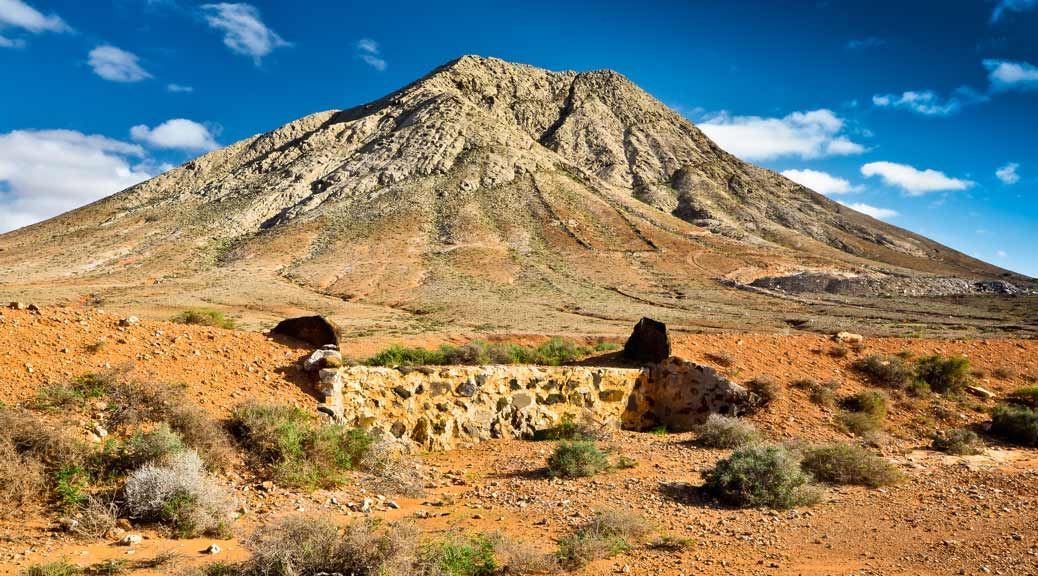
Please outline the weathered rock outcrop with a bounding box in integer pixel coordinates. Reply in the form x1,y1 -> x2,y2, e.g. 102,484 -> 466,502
270,316 -> 340,347
623,317 -> 671,364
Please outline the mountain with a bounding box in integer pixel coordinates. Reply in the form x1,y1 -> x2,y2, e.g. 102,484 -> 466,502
0,56 -> 1033,337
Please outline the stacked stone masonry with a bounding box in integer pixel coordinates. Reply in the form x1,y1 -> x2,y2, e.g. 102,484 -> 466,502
304,352 -> 750,451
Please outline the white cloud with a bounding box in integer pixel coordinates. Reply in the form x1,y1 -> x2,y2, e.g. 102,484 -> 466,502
88,45 -> 152,82
871,87 -> 988,116
991,0 -> 1037,22
860,161 -> 973,195
355,37 -> 386,71
996,162 -> 1020,184
166,83 -> 194,93
780,168 -> 862,195
130,119 -> 219,152
842,202 -> 898,220
698,108 -> 866,161
0,0 -> 69,37
0,129 -> 154,232
202,3 -> 289,64
996,250 -> 1008,258
983,59 -> 1038,92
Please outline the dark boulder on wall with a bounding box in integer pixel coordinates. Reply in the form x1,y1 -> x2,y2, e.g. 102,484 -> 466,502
270,315 -> 340,347
622,317 -> 671,364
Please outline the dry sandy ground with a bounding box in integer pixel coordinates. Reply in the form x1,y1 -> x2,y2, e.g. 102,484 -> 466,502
1,305 -> 1037,575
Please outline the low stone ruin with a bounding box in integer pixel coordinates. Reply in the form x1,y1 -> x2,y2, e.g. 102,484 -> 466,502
298,318 -> 751,450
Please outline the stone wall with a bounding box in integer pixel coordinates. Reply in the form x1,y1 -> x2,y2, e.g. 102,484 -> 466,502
307,353 -> 750,450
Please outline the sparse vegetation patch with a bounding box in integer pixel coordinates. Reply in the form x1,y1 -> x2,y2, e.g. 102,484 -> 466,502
170,309 -> 236,329
990,404 -> 1038,446
702,443 -> 819,509
695,414 -> 759,448
362,337 -> 610,366
931,429 -> 985,455
799,443 -> 901,487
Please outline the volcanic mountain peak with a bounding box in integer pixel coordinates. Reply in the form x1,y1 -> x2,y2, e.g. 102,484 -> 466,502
0,55 -> 1032,336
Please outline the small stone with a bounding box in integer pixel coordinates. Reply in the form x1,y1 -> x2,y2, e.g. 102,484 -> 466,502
120,534 -> 143,546
204,544 -> 222,555
119,316 -> 140,327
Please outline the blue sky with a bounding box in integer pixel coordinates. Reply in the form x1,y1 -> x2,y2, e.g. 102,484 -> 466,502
0,0 -> 1035,276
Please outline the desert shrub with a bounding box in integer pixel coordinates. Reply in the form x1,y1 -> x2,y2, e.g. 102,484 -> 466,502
839,390 -> 888,436
906,379 -> 931,397
532,413 -> 603,441
794,378 -> 838,407
71,496 -> 119,539
358,436 -> 424,496
164,404 -> 236,472
841,390 -> 888,419
702,443 -> 819,509
0,408 -> 88,472
992,367 -> 1015,380
547,441 -> 610,478
0,437 -> 44,518
1006,386 -> 1038,409
101,378 -> 233,470
989,404 -> 1038,446
853,355 -> 915,389
799,443 -> 901,487
931,429 -> 985,455
123,451 -> 236,538
363,337 -> 597,367
420,533 -> 498,576
695,414 -> 759,448
107,424 -> 186,473
828,345 -> 849,358
33,373 -> 112,410
242,515 -> 419,576
557,509 -> 652,569
230,403 -> 371,488
915,355 -> 971,395
746,375 -> 780,408
493,537 -> 559,574
170,309 -> 236,329
54,465 -> 91,509
20,561 -> 82,576
704,352 -> 735,367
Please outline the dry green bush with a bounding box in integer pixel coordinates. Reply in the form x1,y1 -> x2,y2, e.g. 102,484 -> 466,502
915,355 -> 971,395
853,355 -> 915,389
230,403 -> 372,489
557,509 -> 652,569
0,436 -> 44,518
358,436 -> 424,496
746,375 -> 781,409
799,443 -> 901,487
695,414 -> 759,448
1007,386 -> 1038,409
931,429 -> 985,455
492,536 -> 558,574
71,496 -> 119,539
990,404 -> 1038,446
170,309 -> 236,329
702,443 -> 820,509
547,441 -> 610,478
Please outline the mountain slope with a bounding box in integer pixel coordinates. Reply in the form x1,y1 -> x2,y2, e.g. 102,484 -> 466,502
0,56 -> 1032,336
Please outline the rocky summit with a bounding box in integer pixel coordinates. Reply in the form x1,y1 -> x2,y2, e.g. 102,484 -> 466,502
0,56 -> 1033,336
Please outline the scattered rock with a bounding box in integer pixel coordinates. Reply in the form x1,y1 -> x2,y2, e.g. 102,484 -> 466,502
204,544 -> 221,555
119,316 -> 140,326
270,315 -> 340,347
834,331 -> 864,344
120,534 -> 143,546
966,385 -> 996,400
623,317 -> 671,364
